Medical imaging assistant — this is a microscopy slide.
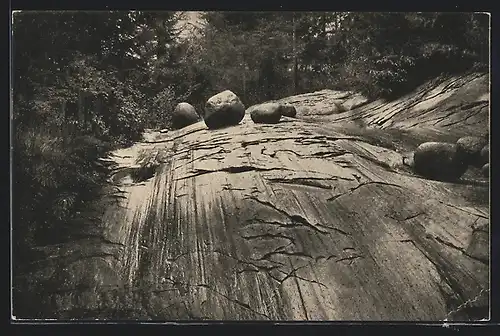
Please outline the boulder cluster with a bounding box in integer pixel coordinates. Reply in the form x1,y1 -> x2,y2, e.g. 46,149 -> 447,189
171,90 -> 298,130
411,135 -> 489,181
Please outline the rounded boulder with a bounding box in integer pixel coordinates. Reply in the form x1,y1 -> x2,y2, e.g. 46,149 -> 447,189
250,103 -> 282,124
172,102 -> 200,130
204,90 -> 246,129
456,136 -> 488,167
413,142 -> 468,182
279,104 -> 297,118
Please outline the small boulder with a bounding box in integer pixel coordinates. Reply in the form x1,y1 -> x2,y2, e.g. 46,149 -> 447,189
250,103 -> 282,124
480,144 -> 489,165
481,163 -> 489,178
172,102 -> 200,130
279,104 -> 297,118
412,142 -> 468,181
456,136 -> 488,167
204,90 -> 246,129
333,101 -> 347,113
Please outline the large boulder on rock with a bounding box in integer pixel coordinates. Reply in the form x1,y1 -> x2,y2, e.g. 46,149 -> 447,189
204,90 -> 246,129
412,142 -> 468,181
172,102 -> 200,130
456,136 -> 488,167
279,104 -> 297,118
250,103 -> 283,124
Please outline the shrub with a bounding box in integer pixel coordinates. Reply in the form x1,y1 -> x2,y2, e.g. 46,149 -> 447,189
12,127 -> 114,263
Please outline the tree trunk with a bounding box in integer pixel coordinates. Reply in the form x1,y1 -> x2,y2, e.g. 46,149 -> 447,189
243,69 -> 246,102
322,14 -> 327,37
292,14 -> 299,94
60,100 -> 67,137
77,90 -> 84,127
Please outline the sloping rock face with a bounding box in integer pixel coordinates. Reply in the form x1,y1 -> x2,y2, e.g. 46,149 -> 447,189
14,72 -> 489,321
279,72 -> 488,141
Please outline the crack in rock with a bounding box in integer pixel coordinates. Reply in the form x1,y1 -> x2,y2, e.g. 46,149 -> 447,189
244,203 -> 352,237
161,277 -> 272,319
436,201 -> 489,219
326,181 -> 404,202
174,166 -> 282,181
241,137 -> 304,148
241,135 -> 363,149
315,254 -> 338,262
241,233 -> 296,245
433,236 -> 465,254
244,218 -> 327,234
245,196 -> 331,235
213,248 -> 286,267
266,177 -> 333,190
307,151 -> 349,159
385,215 -> 485,320
166,251 -> 192,263
263,148 -> 305,158
387,212 -> 489,265
173,148 -> 225,169
216,243 -> 327,290
273,265 -> 328,289
259,249 -> 314,262
222,186 -> 247,191
443,287 -> 490,321
335,254 -> 364,265
255,242 -> 295,261
386,212 -> 425,222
